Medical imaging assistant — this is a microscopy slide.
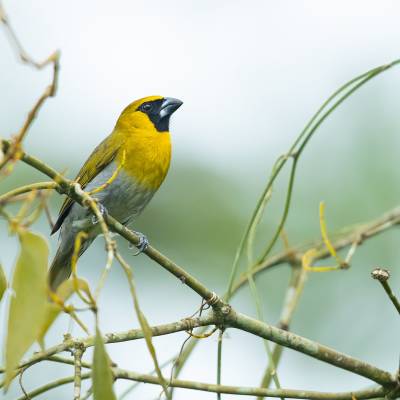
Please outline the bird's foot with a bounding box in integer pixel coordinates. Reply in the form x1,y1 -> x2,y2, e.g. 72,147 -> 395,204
131,231 -> 149,255
91,202 -> 108,224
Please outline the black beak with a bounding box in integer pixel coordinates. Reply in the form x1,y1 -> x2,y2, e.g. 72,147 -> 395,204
159,97 -> 183,119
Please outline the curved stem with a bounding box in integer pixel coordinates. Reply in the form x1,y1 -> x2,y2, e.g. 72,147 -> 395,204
226,59 -> 400,300
14,373 -> 91,400
0,182 -> 58,205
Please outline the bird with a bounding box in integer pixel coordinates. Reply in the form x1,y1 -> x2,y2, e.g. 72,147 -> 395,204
48,95 -> 183,291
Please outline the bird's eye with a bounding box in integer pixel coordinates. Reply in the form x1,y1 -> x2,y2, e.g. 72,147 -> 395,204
141,103 -> 153,113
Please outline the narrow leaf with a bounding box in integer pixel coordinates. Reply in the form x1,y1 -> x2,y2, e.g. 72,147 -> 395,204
4,230 -> 49,388
92,327 -> 117,400
0,263 -> 6,302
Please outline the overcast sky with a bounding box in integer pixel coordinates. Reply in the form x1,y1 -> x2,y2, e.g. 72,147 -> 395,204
1,0 -> 400,176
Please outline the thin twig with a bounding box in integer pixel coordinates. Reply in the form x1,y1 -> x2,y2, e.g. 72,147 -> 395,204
217,329 -> 223,400
371,268 -> 400,315
12,314 -> 216,376
0,182 -> 58,205
234,205 -> 400,294
40,191 -> 55,229
47,355 -> 91,369
257,264 -> 306,398
120,357 -> 175,400
81,386 -> 92,400
114,367 -> 389,400
73,343 -> 85,400
0,1 -> 60,173
13,373 -> 91,400
18,367 -> 30,400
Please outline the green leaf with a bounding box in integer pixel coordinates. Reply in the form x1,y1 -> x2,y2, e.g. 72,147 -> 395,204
0,263 -> 6,302
92,327 -> 117,400
4,230 -> 49,388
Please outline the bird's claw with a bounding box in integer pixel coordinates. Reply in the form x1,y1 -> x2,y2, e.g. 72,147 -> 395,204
91,203 -> 108,224
98,203 -> 107,216
132,231 -> 149,256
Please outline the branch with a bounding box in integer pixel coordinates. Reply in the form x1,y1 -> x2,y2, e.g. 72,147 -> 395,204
148,204 -> 400,383
73,343 -> 85,400
0,140 -> 225,310
0,182 -> 58,205
226,309 -> 394,386
371,268 -> 400,315
13,373 -> 91,400
48,355 -> 91,369
114,367 -> 388,400
1,143 -> 397,390
0,1 -> 59,72
12,308 -> 395,389
12,367 -> 389,400
107,214 -> 225,307
16,313 -> 217,371
234,205 -> 400,294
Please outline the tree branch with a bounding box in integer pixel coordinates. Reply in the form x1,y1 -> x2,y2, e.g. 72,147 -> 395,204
0,139 -> 226,309
0,182 -> 58,205
0,142 -> 397,390
11,308 -> 395,389
16,313 -> 217,372
227,309 -> 394,386
12,367 -> 389,400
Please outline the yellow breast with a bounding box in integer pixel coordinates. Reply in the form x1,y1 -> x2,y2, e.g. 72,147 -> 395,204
116,129 -> 171,191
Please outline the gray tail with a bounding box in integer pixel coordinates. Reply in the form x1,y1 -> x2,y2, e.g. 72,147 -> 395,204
48,246 -> 73,292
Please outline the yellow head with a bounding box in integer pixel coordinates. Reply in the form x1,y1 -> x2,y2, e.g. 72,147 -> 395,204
116,95 -> 183,133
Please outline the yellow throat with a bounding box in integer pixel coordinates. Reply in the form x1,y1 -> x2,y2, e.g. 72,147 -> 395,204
116,129 -> 171,191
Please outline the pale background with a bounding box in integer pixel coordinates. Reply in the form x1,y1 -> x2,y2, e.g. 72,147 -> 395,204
1,0 -> 400,399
